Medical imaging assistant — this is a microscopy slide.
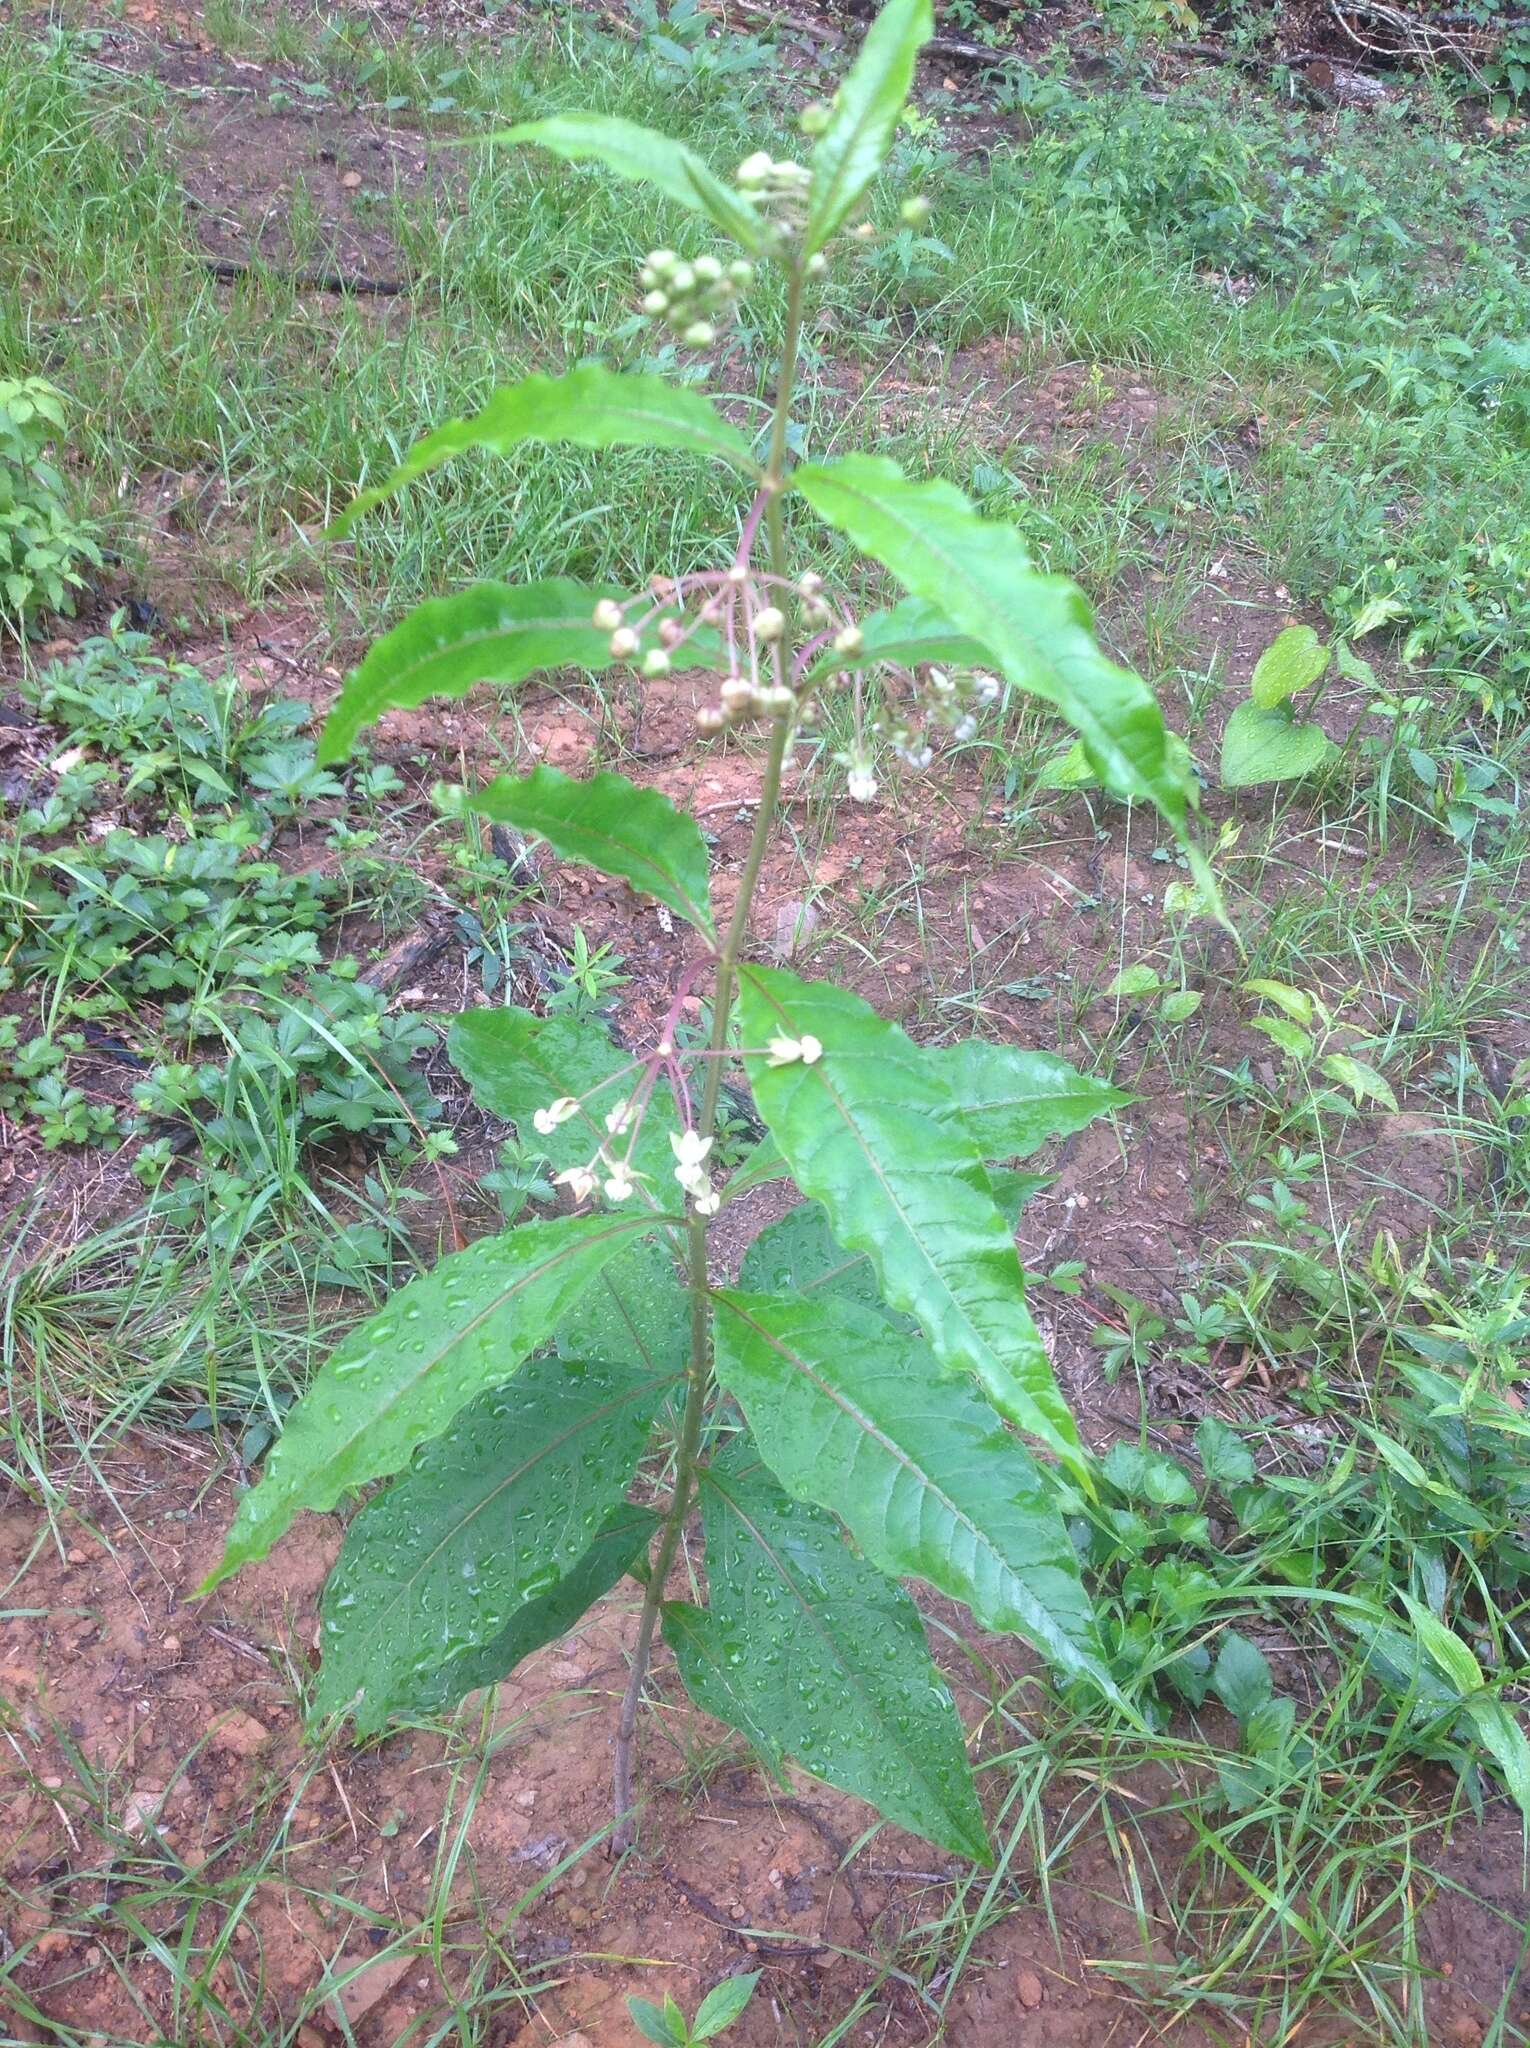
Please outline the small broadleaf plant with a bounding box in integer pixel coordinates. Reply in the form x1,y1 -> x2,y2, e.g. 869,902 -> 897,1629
205,0 -> 1205,1862
1220,623 -> 1341,789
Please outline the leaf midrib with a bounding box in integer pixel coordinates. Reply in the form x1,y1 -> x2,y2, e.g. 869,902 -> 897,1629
700,1466 -> 973,1834
715,1296 -> 1072,1657
340,1367 -> 678,1669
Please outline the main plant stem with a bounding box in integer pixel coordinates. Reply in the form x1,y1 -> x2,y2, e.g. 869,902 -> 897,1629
612,261 -> 806,1851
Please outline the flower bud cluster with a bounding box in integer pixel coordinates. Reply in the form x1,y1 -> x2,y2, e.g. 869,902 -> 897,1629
735,151 -> 813,231
639,247 -> 756,348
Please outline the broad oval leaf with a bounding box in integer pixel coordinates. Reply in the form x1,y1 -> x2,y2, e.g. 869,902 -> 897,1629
666,1447 -> 991,1861
713,1292 -> 1110,1690
737,964 -> 1085,1477
923,1040 -> 1129,1160
794,455 -> 1192,842
806,0 -> 934,253
332,365 -> 759,533
389,1504 -> 659,1723
1250,624 -> 1329,709
202,1211 -> 661,1587
450,1005 -> 686,1197
1220,700 -> 1338,788
319,579 -> 613,765
497,113 -> 766,252
313,1354 -> 674,1732
465,765 -> 715,938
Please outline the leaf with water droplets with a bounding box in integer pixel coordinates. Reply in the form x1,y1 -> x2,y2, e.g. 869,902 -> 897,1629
389,1503 -> 660,1722
665,1445 -> 991,1863
713,1292 -> 1110,1693
203,1212 -> 662,1588
555,1237 -> 690,1380
312,1354 -> 674,1733
737,966 -> 1084,1479
449,1007 -> 684,1192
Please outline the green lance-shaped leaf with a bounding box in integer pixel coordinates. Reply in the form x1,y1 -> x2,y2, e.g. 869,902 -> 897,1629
737,965 -> 1085,1478
202,1212 -> 661,1587
465,765 -> 715,938
740,1176 -> 1047,1330
495,113 -> 766,252
393,1504 -> 660,1723
312,1355 -> 674,1732
713,1291 -> 1110,1691
794,455 -> 1192,841
450,1005 -> 685,1189
666,1448 -> 991,1861
923,1040 -> 1130,1161
319,579 -> 614,765
805,595 -> 992,683
806,0 -> 935,253
331,365 -> 759,533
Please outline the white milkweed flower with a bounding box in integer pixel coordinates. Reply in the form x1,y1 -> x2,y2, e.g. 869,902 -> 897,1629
692,1187 -> 721,1216
605,1099 -> 635,1136
670,1128 -> 714,1176
554,1165 -> 598,1203
752,606 -> 785,643
604,1167 -> 637,1202
534,1097 -> 581,1136
737,150 -> 773,187
847,765 -> 877,802
766,1033 -> 822,1067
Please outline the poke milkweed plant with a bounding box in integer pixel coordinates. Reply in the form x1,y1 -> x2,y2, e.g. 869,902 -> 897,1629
204,0 -> 1209,1861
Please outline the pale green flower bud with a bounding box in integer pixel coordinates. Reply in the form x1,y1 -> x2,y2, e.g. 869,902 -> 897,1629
681,320 -> 716,347
696,706 -> 725,733
737,150 -> 773,187
669,261 -> 696,296
753,605 -> 786,642
693,254 -> 722,284
833,623 -> 863,655
648,248 -> 678,275
728,260 -> 755,287
901,195 -> 932,228
642,649 -> 671,677
592,598 -> 624,631
798,100 -> 832,135
805,252 -> 828,277
642,290 -> 669,316
609,627 -> 639,659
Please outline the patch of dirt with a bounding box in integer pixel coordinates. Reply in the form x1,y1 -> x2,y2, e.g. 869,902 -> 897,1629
5,1444 -> 1529,2046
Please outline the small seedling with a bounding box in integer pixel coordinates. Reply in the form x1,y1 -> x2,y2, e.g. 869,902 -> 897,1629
628,1970 -> 760,2045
